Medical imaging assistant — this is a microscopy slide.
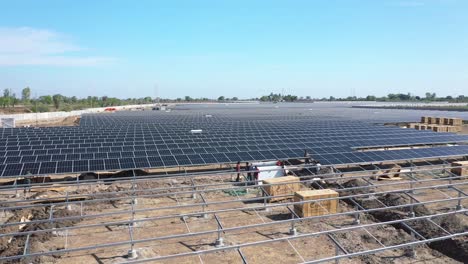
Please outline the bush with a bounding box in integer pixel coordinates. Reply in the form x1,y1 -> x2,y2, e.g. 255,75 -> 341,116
60,104 -> 73,112
31,104 -> 50,113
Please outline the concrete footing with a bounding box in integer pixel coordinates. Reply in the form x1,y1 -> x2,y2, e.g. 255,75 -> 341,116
289,228 -> 297,236
215,238 -> 224,247
127,249 -> 138,259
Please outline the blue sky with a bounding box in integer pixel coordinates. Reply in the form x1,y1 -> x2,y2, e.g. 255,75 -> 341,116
0,0 -> 467,99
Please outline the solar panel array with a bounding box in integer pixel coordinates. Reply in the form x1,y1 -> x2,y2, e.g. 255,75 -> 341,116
0,104 -> 467,177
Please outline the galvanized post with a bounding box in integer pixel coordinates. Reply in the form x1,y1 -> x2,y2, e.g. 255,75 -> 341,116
215,226 -> 224,247
65,229 -> 69,249
353,205 -> 360,225
49,205 -> 54,220
66,191 -> 72,211
409,170 -> 414,194
127,224 -> 138,259
23,234 -> 31,256
14,178 -> 19,197
214,214 -> 224,247
289,214 -> 297,236
334,243 -> 339,264
456,190 -> 463,210
409,231 -> 417,258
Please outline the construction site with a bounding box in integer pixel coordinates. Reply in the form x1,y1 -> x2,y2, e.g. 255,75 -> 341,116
0,103 -> 467,264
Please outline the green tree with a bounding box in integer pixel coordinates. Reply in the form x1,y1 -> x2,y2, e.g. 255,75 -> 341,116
184,96 -> 193,101
3,89 -> 10,107
11,93 -> 18,107
218,96 -> 225,101
232,97 -> 238,101
52,94 -> 62,109
425,92 -> 436,101
0,97 -> 5,108
39,95 -> 53,105
3,89 -> 10,98
22,87 -> 31,103
283,95 -> 298,102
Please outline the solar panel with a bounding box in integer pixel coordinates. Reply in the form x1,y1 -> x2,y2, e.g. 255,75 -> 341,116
0,106 -> 467,177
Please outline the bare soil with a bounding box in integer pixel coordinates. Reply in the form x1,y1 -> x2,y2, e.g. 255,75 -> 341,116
0,106 -> 32,115
16,116 -> 80,127
1,174 -> 466,264
335,178 -> 468,262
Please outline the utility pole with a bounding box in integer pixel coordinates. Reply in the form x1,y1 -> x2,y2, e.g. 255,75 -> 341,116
154,84 -> 160,107
35,92 -> 38,127
9,88 -> 12,109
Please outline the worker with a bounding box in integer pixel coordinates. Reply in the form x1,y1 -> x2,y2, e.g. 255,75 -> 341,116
245,162 -> 252,182
253,166 -> 260,184
304,149 -> 311,164
235,161 -> 241,182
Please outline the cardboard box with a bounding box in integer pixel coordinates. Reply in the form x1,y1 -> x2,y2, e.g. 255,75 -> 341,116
451,161 -> 468,176
415,124 -> 427,130
294,189 -> 339,217
263,176 -> 301,202
446,126 -> 459,133
421,116 -> 430,124
451,126 -> 462,132
440,117 -> 449,125
448,118 -> 463,126
432,125 -> 447,133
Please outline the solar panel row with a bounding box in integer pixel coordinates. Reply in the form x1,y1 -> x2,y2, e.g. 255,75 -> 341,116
1,145 -> 467,177
0,107 -> 466,177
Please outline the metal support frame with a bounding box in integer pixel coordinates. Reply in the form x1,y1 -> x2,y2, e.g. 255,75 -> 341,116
0,159 -> 467,263
1,179 -> 467,236
2,162 -> 466,208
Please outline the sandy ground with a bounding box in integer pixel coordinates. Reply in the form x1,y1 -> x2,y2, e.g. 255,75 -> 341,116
15,116 -> 80,127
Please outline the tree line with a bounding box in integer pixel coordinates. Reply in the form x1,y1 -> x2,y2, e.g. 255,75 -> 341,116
321,92 -> 468,103
0,87 -> 156,113
1,87 -> 467,113
258,93 -> 298,102
256,92 -> 468,103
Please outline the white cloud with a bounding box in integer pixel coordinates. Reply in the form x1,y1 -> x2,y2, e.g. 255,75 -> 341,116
0,27 -> 114,66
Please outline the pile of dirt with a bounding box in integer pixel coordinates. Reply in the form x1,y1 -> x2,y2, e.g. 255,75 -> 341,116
340,178 -> 373,196
338,179 -> 468,262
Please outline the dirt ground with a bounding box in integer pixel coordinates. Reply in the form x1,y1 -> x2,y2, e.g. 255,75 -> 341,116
15,116 -> 80,127
0,171 -> 466,264
0,106 -> 32,115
